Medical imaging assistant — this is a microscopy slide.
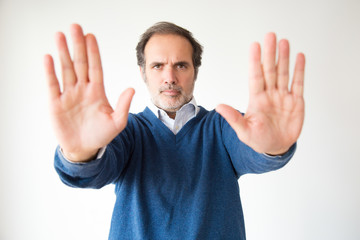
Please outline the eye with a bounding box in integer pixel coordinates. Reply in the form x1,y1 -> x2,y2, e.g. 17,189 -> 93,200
176,63 -> 187,69
151,63 -> 163,70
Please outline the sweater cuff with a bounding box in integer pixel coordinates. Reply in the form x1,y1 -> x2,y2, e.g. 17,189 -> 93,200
59,146 -> 107,164
261,143 -> 297,160
55,146 -> 106,178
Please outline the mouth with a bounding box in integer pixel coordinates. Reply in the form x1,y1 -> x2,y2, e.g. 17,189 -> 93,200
161,90 -> 180,96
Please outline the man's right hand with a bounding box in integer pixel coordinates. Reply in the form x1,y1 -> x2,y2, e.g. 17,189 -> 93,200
44,24 -> 135,162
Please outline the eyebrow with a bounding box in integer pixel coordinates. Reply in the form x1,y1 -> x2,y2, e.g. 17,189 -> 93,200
175,61 -> 191,66
148,61 -> 191,67
149,61 -> 164,67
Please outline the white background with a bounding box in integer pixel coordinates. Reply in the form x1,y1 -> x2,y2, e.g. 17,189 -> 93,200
1,0 -> 359,239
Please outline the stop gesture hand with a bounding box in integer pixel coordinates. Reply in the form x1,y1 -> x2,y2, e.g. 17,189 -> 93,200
44,24 -> 135,162
216,33 -> 305,155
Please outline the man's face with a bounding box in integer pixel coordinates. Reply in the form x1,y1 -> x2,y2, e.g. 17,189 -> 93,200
141,34 -> 195,113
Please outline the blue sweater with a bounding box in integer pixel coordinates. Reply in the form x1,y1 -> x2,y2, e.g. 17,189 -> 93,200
55,106 -> 295,240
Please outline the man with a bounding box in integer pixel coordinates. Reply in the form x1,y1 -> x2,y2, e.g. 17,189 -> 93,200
44,22 -> 305,239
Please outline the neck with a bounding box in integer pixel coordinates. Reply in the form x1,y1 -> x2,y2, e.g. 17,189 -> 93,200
166,111 -> 176,119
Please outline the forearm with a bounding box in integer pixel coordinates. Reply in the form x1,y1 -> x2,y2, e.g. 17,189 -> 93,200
231,140 -> 296,176
54,136 -> 130,188
54,146 -> 111,189
221,115 -> 296,176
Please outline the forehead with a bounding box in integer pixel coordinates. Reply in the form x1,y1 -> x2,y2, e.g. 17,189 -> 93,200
144,34 -> 193,63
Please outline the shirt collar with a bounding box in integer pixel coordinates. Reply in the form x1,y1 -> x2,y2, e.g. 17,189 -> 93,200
148,97 -> 200,119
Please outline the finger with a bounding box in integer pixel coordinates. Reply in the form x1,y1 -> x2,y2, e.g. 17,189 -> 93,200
86,34 -> 103,83
112,88 -> 135,130
44,54 -> 61,100
70,24 -> 88,83
291,53 -> 305,97
215,104 -> 248,141
276,39 -> 290,91
249,42 -> 264,95
263,32 -> 277,89
55,32 -> 76,89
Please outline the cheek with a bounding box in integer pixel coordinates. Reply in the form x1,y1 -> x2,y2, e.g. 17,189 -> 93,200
145,73 -> 160,89
147,81 -> 163,96
183,77 -> 195,92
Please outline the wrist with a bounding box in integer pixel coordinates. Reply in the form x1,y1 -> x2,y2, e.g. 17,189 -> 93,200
61,148 -> 99,163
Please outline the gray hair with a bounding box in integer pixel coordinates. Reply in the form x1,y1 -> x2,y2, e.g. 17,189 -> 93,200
136,22 -> 203,79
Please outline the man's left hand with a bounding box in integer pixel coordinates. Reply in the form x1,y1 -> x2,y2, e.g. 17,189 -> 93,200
216,33 -> 305,155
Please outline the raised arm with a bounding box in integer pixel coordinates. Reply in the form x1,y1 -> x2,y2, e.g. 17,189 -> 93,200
216,33 -> 305,155
44,24 -> 135,162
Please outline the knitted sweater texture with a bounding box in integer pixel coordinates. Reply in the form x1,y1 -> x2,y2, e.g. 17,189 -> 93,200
55,106 -> 296,240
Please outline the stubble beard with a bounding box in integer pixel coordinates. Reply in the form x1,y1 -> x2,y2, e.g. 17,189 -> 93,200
149,83 -> 194,113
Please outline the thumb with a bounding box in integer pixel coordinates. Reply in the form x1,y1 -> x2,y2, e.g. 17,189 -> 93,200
215,104 -> 248,139
112,88 -> 135,130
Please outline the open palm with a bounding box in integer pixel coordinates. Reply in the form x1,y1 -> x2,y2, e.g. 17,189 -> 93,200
44,24 -> 134,162
216,33 -> 305,155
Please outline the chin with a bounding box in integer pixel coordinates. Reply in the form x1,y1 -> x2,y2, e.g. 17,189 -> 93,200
160,103 -> 182,112
157,100 -> 183,112
153,94 -> 191,112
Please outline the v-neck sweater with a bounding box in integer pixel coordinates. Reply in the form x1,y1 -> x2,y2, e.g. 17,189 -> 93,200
55,106 -> 296,240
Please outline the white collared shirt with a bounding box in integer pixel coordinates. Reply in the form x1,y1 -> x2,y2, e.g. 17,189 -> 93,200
148,98 -> 200,134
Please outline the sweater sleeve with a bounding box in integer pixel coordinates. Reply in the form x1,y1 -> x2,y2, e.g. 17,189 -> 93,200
220,114 -> 296,178
54,119 -> 135,189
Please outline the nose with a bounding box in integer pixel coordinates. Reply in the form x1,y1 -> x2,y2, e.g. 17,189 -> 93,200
163,67 -> 177,85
